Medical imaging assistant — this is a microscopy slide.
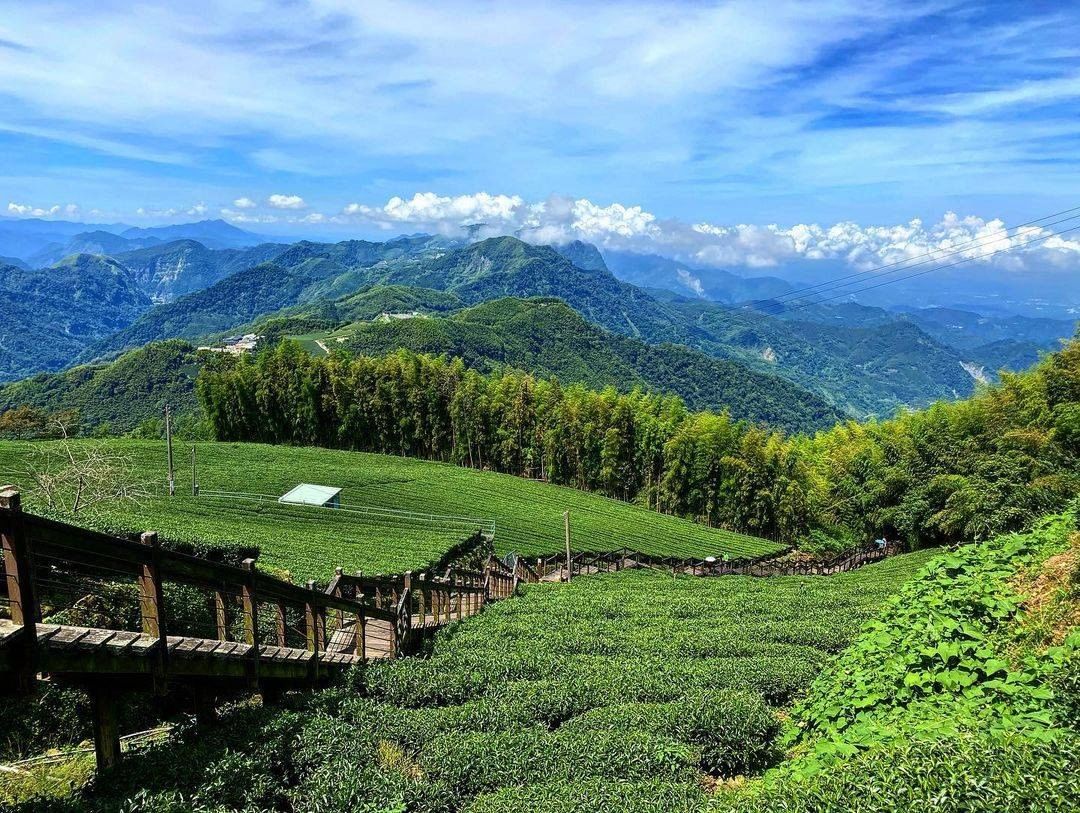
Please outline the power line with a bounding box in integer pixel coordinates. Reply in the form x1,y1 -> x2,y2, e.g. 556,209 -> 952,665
767,204 -> 1080,304
777,222 -> 1080,314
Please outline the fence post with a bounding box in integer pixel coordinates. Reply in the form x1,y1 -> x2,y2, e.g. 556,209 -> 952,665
450,574 -> 460,621
140,531 -> 168,691
212,589 -> 228,641
241,558 -> 259,689
91,685 -> 121,771
443,578 -> 451,624
307,580 -> 325,663
1,487 -> 37,691
275,601 -> 287,647
403,571 -> 413,625
332,567 -> 345,632
356,604 -> 366,660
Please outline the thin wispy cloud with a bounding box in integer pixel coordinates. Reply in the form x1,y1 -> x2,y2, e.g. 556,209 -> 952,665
0,2 -> 1078,237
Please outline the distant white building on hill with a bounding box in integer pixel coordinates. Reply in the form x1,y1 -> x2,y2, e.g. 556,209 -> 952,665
197,333 -> 259,355
376,311 -> 426,322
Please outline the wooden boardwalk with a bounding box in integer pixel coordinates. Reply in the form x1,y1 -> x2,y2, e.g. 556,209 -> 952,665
0,486 -> 531,770
1,483 -> 898,774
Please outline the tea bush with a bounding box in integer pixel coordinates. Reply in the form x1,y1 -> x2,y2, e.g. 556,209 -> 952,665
8,553 -> 933,812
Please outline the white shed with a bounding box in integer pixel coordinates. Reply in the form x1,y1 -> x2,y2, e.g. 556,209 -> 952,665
278,484 -> 342,509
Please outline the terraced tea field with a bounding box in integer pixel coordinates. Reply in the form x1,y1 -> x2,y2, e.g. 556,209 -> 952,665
34,551 -> 937,812
0,440 -> 780,580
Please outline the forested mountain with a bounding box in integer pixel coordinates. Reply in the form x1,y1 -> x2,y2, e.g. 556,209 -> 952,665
603,249 -> 795,302
75,237 -> 452,359
72,234 -> 994,416
0,255 -> 151,381
26,230 -> 162,267
4,226 -> 1067,420
117,218 -> 269,249
0,217 -> 269,262
114,239 -> 290,301
335,297 -> 841,432
198,330 -> 1080,547
0,340 -> 205,434
896,306 -> 1075,372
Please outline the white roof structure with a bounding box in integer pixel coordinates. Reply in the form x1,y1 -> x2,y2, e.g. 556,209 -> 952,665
278,483 -> 342,507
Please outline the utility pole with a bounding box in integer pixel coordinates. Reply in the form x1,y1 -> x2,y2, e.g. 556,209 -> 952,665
165,405 -> 175,497
191,445 -> 198,496
563,510 -> 571,582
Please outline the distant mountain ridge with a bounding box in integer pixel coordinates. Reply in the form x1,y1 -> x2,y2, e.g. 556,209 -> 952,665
0,255 -> 152,381
3,225 -> 1071,419
333,295 -> 843,433
72,234 -> 992,416
0,217 -> 273,263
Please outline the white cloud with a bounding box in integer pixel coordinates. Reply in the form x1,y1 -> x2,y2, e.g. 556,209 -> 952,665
220,208 -> 279,224
335,190 -> 1080,272
267,194 -> 306,210
187,202 -> 208,216
7,201 -> 70,217
233,197 -> 257,209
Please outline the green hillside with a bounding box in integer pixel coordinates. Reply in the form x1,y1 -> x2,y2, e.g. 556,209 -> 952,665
0,341 -> 206,435
114,239 -> 288,301
327,297 -> 842,432
0,255 -> 152,382
13,548 -> 938,810
0,440 -> 780,580
72,235 -> 980,417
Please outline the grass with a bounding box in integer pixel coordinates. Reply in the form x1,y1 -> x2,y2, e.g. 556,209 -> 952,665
0,440 -> 780,581
8,551 -> 936,812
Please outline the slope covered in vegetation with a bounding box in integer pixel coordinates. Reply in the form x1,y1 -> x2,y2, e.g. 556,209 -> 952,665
4,550 -> 934,811
0,341 -> 207,435
328,297 -> 841,432
197,332 -> 1080,548
707,507 -> 1080,813
0,440 -> 778,580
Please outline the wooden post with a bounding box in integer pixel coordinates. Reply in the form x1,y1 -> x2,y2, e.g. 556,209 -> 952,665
307,582 -> 325,654
536,557 -> 544,581
355,606 -> 365,658
304,599 -> 316,652
454,574 -> 463,621
139,532 -> 168,690
275,601 -> 287,647
443,579 -> 451,624
1,487 -> 36,690
403,571 -> 413,625
332,568 -> 345,632
91,686 -> 121,771
564,511 -> 571,582
241,558 -> 259,688
213,589 -> 228,641
417,573 -> 427,627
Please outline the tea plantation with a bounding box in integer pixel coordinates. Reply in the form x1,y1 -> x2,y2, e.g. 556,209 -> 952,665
0,440 -> 779,580
4,549 -> 938,811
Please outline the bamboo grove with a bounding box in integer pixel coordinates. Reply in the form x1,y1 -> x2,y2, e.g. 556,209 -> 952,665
196,333 -> 1080,548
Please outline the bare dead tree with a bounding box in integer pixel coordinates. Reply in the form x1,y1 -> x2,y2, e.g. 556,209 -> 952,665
23,421 -> 150,514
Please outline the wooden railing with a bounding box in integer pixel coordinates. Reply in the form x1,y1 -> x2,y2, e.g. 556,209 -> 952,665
531,541 -> 901,581
0,489 -> 402,686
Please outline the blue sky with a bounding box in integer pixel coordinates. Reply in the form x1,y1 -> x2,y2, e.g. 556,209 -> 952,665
2,1 -> 1080,269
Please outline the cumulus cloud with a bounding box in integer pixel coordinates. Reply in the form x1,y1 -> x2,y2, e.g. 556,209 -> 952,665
219,208 -> 279,224
267,194 -> 306,210
344,192 -> 526,234
335,191 -> 1080,272
233,197 -> 257,209
7,201 -> 66,217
